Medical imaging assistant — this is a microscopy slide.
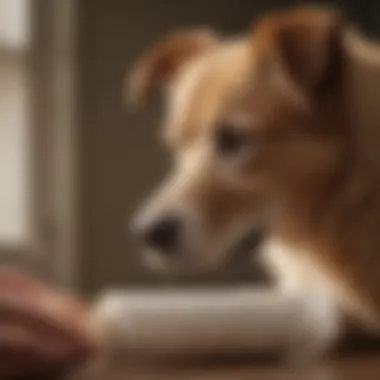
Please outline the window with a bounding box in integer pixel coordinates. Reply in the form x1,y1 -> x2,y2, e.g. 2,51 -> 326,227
0,1 -> 77,288
0,0 -> 31,249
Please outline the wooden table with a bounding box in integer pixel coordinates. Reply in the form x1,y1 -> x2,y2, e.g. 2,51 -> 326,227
106,353 -> 380,380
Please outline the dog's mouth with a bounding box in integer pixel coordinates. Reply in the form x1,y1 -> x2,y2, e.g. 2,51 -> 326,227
138,223 -> 267,273
226,228 -> 266,266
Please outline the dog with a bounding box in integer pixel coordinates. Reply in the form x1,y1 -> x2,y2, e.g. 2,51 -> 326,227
127,5 -> 380,361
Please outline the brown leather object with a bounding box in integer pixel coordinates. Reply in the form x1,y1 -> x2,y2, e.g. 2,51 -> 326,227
0,268 -> 100,380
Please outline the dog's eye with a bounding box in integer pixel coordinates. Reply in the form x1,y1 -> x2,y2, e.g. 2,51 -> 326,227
215,127 -> 245,158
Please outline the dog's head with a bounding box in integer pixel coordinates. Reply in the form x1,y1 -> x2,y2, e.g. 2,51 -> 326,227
128,7 -> 348,272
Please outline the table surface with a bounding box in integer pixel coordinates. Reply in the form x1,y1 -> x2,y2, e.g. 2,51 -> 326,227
108,353 -> 380,380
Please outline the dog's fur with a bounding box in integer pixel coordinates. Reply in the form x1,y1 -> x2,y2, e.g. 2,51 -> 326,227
128,6 -> 380,360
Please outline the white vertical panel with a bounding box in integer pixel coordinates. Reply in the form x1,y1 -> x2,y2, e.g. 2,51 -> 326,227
0,0 -> 30,246
0,60 -> 29,245
0,0 -> 30,50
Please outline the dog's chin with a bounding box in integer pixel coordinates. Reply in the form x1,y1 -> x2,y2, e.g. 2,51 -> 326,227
141,228 -> 265,275
141,249 -> 224,275
225,227 -> 266,265
141,250 -> 171,273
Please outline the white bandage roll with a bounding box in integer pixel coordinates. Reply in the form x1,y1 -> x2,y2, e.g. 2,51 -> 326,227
91,287 -> 318,358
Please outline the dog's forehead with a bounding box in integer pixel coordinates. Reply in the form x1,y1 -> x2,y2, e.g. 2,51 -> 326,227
164,39 -> 255,147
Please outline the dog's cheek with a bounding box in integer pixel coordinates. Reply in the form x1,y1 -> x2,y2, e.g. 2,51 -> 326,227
185,172 -> 262,237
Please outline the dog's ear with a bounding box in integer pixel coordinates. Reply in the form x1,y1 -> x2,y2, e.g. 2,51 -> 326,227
127,29 -> 218,108
254,7 -> 344,100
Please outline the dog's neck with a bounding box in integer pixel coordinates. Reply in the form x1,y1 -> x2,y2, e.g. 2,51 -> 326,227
274,31 -> 380,322
272,30 -> 380,240
290,30 -> 380,219
346,30 -> 380,166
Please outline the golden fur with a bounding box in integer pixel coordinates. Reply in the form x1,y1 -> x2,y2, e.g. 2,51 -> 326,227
128,5 -> 380,358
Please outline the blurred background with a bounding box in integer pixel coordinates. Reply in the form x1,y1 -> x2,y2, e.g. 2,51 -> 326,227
0,0 -> 378,297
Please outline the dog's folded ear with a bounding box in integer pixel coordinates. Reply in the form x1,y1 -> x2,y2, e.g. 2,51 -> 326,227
127,29 -> 218,108
253,7 -> 345,101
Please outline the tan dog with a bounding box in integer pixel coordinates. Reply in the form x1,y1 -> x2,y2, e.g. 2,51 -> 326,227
128,6 -> 380,361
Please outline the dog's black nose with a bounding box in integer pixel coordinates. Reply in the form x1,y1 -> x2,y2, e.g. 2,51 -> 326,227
142,217 -> 180,252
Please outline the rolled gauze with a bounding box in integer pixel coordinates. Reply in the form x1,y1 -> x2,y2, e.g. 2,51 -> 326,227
92,287 -> 317,358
